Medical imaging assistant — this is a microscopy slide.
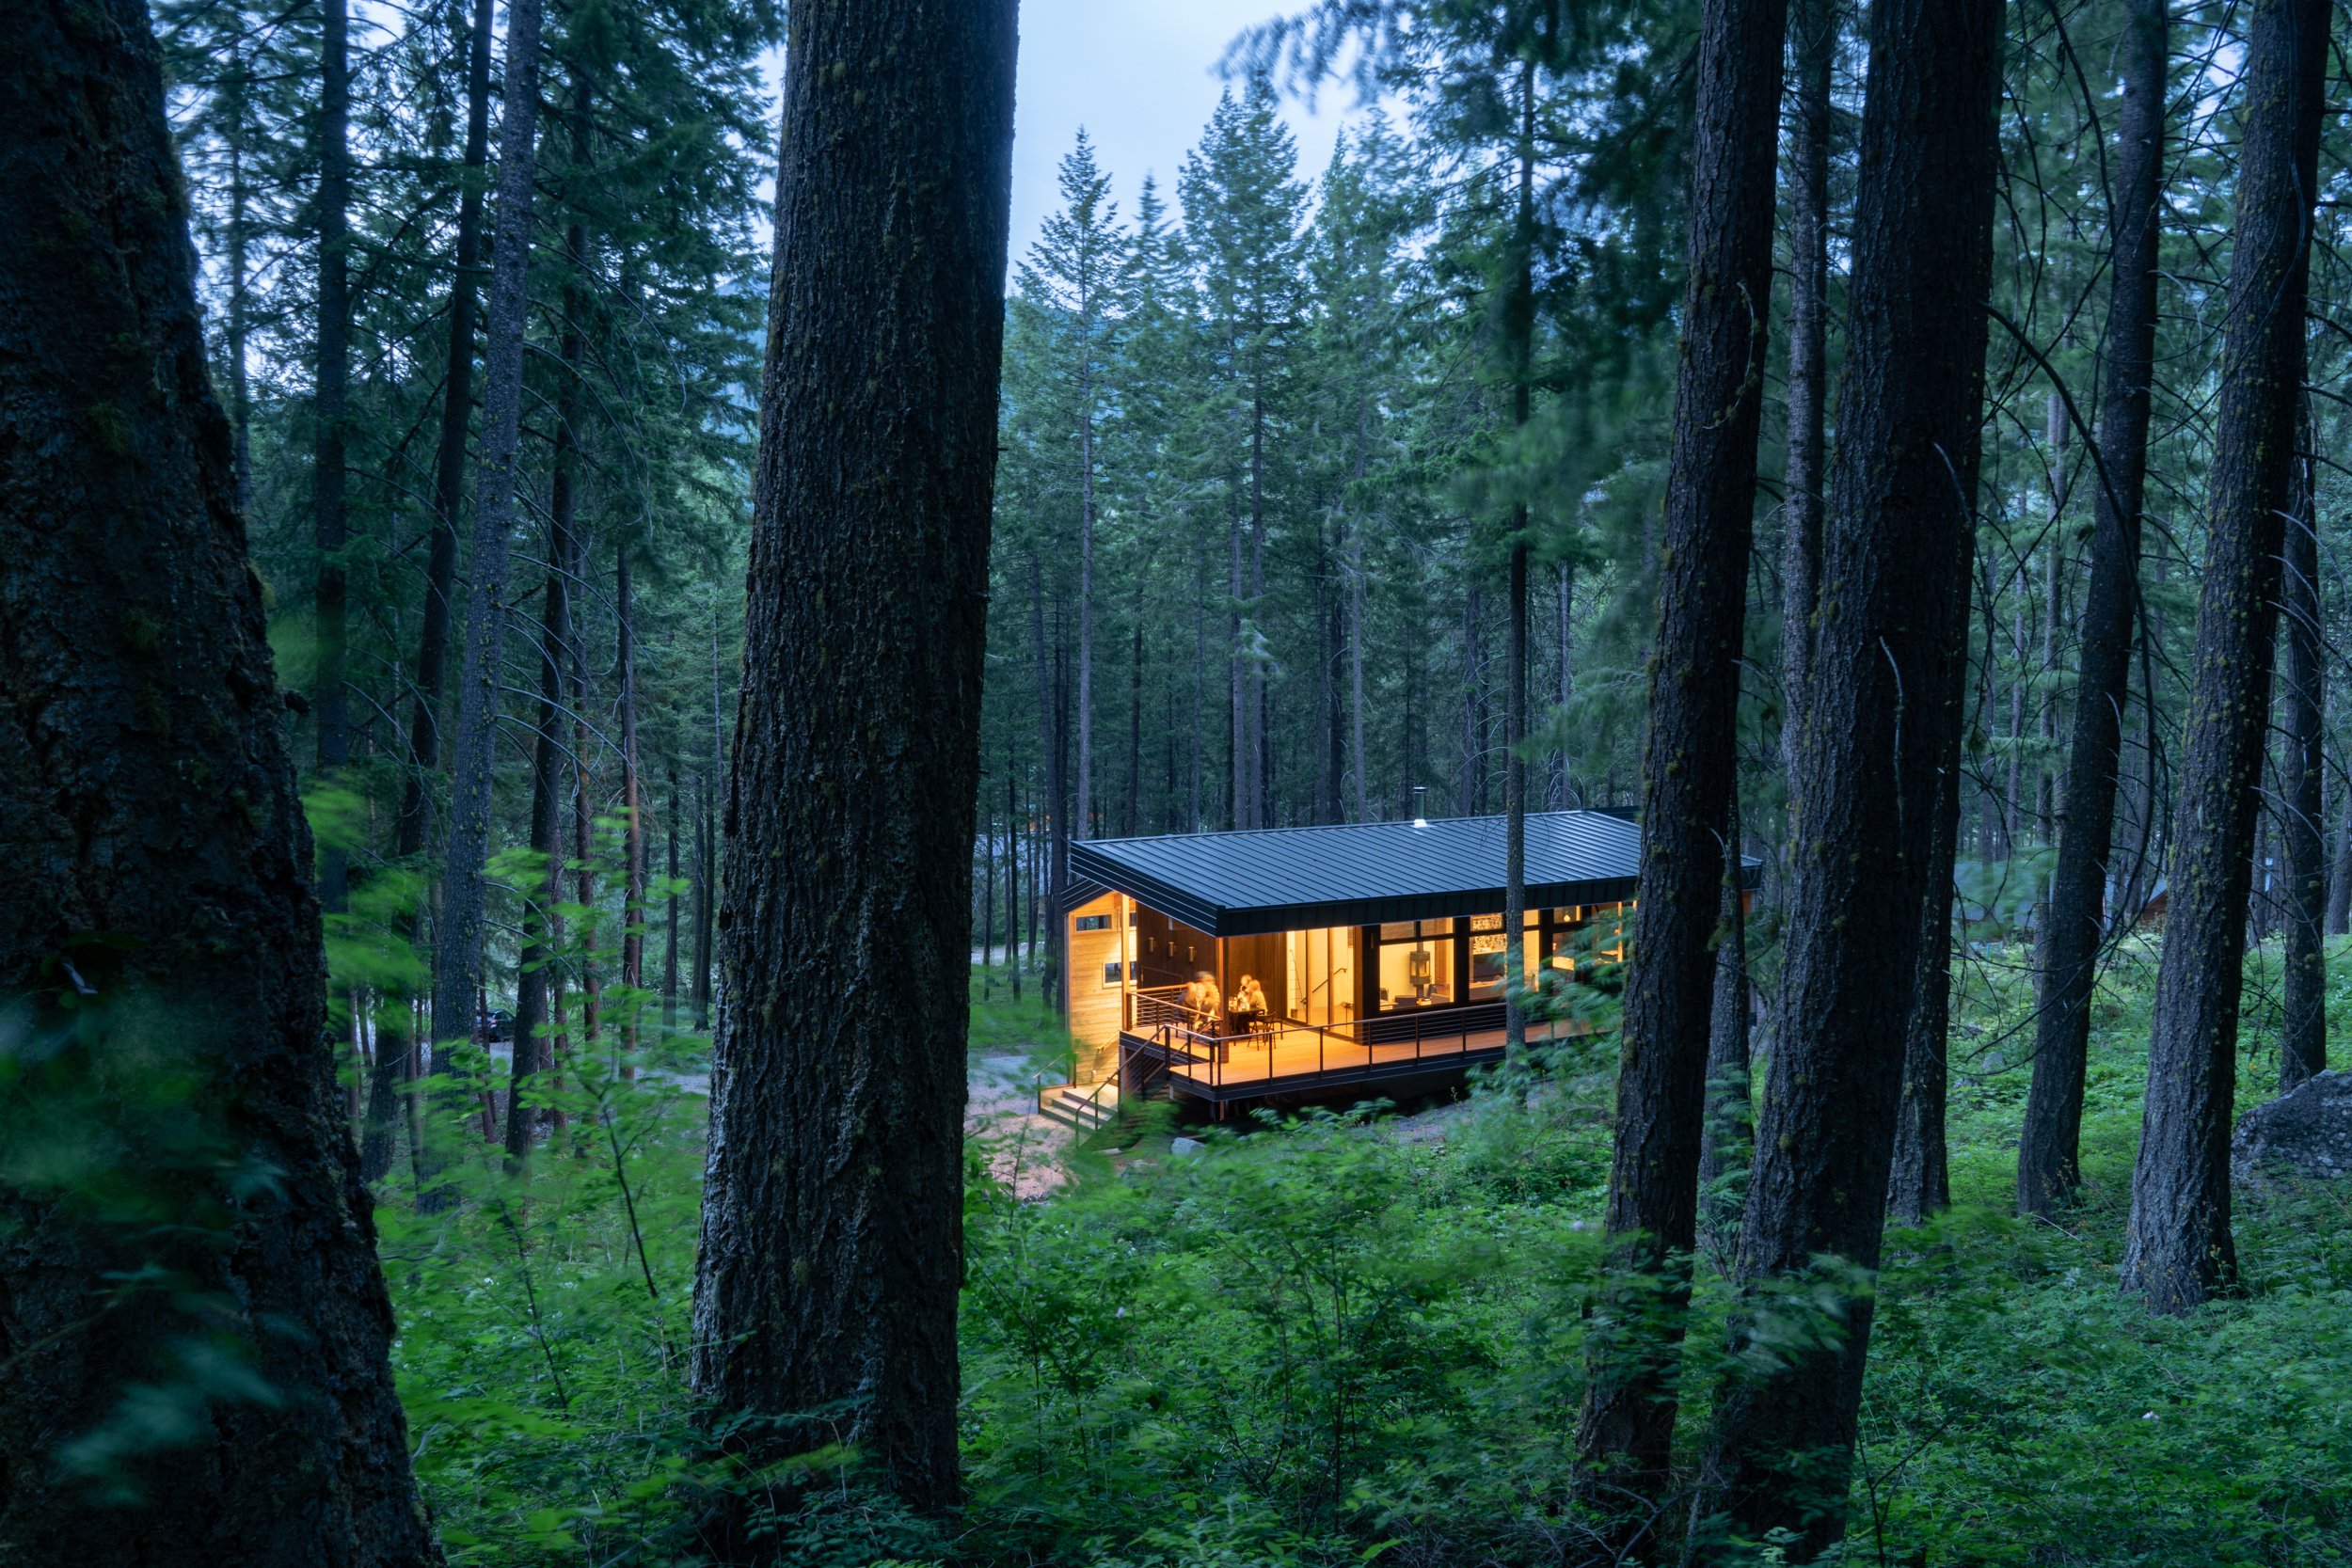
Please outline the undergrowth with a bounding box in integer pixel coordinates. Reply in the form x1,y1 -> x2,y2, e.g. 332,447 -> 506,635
379,942 -> 2352,1566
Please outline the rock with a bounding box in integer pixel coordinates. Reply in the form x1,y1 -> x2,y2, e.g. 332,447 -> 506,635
1170,1136 -> 1206,1157
2232,1070 -> 2352,1193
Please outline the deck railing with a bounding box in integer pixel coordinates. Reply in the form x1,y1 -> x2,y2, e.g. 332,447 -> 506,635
1120,990 -> 1585,1099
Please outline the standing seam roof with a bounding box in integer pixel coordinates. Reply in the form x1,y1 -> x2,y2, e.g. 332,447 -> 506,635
1067,809 -> 1729,937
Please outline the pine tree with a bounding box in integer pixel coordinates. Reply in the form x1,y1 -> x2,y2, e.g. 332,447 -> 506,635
0,4 -> 437,1557
690,0 -> 1018,1528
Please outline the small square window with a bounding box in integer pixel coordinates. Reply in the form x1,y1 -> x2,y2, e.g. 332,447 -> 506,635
1103,960 -> 1123,987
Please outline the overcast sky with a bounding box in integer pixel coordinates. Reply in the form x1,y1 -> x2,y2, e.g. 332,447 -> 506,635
1004,0 -> 1367,269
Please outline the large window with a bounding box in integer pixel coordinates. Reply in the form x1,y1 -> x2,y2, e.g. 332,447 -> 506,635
1375,919 -> 1454,1011
1284,926 -> 1359,1027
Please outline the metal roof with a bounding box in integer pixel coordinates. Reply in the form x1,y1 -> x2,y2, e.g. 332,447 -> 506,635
1069,809 -> 1748,937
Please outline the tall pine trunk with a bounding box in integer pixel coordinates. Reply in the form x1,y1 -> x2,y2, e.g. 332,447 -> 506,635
688,0 -> 1016,1525
312,0 -> 352,913
1502,52 -> 1536,1059
2122,0 -> 2328,1314
1698,823 -> 1754,1269
505,66 -> 591,1165
364,0 -> 493,1181
0,6 -> 437,1554
2279,407 -> 2325,1091
1777,0 -> 1833,766
431,0 -> 547,1069
664,764 -> 682,1030
1577,0 -> 1785,1510
1692,0 -> 2001,1553
2017,0 -> 2170,1204
619,546 -> 646,1075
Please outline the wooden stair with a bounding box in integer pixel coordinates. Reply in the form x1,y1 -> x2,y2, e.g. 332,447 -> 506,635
1038,1082 -> 1118,1132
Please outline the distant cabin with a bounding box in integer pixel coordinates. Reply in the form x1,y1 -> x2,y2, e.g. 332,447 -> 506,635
1040,808 -> 1757,1126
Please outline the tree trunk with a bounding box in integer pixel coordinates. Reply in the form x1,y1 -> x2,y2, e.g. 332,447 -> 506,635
688,0 -> 1016,1526
2037,393 -> 2072,845
569,531 -> 601,1065
982,800 -> 997,995
2279,408 -> 2325,1092
1777,0 -> 1833,767
1029,556 -> 1067,1010
1554,559 -> 1575,807
505,68 -> 590,1164
431,0 -> 548,1064
363,0 -> 494,1180
2122,0 -> 2328,1315
1461,583 -> 1483,816
1008,759 -> 1024,1003
1230,499 -> 1248,830
1698,844 -> 1754,1270
312,0 -> 352,914
508,545 -> 572,1164
226,53 -> 253,515
664,764 -> 682,1032
0,6 -> 437,1554
1125,614 -> 1144,836
692,768 -> 716,1026
1077,318 -> 1097,843
1502,53 -> 1536,1058
1351,394 -> 1372,821
1692,0 -> 2001,1553
1578,0 -> 1785,1510
1887,741 -> 1960,1223
619,546 -> 645,1076
2328,781 -> 2352,936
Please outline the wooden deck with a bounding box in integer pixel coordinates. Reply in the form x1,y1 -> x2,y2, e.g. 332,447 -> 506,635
1120,1010 -> 1587,1104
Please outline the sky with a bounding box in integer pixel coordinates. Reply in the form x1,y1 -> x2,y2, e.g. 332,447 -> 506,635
1004,0 -> 1371,269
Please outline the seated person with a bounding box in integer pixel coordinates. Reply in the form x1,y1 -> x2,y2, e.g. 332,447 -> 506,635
1231,974 -> 1271,1034
1182,972 -> 1219,1032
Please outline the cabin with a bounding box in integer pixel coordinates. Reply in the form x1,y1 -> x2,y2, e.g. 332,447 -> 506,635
1041,808 -> 1749,1126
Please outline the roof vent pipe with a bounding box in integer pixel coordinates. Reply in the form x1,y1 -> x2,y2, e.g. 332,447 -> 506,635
1411,785 -> 1428,829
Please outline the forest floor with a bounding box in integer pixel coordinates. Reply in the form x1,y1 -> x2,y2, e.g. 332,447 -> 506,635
379,938 -> 2352,1568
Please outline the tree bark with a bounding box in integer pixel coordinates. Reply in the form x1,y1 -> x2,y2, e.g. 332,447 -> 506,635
1692,0 -> 2001,1554
1777,0 -> 1832,765
2122,0 -> 2328,1314
0,5 -> 437,1556
1577,0 -> 1785,1510
664,764 -> 682,1031
691,768 -> 715,1025
1028,555 -> 1067,1010
504,67 -> 591,1164
1698,844 -> 1753,1270
688,0 -> 1016,1527
1553,559 -> 1575,806
431,0 -> 547,1067
508,544 -> 571,1164
619,546 -> 645,1075
312,0 -> 352,914
1887,739 -> 1960,1223
1125,614 -> 1144,836
1351,394 -> 1372,821
362,0 -> 493,1181
2279,408 -> 2325,1092
2016,0 -> 2168,1203
1502,52 -> 1536,1059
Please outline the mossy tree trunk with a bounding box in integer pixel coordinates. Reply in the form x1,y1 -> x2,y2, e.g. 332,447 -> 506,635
0,4 -> 437,1558
1576,0 -> 1786,1518
2122,0 -> 2328,1314
687,0 -> 1018,1528
2017,0 -> 2169,1218
1692,0 -> 2003,1554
